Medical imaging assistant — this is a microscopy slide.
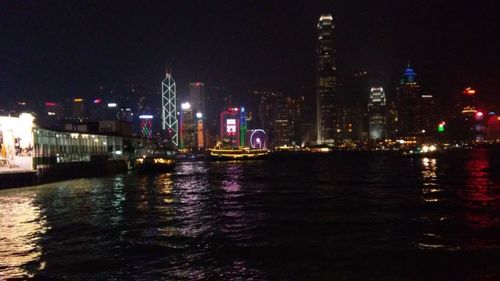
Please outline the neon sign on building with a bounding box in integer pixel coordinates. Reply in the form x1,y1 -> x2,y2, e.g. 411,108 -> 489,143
226,119 -> 237,135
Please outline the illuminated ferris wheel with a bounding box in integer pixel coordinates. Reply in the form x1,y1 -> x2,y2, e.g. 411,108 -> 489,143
249,129 -> 266,149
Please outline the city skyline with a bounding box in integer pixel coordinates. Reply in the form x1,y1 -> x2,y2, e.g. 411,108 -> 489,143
1,1 -> 499,106
0,3 -> 499,280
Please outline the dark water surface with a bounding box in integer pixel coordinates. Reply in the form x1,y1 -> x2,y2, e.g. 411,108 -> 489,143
1,148 -> 499,280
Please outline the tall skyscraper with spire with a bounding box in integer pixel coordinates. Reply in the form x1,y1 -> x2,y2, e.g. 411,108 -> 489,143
316,14 -> 337,144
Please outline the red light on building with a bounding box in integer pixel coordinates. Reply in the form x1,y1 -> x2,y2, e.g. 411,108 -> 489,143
476,111 -> 484,121
463,87 -> 476,96
45,102 -> 56,107
94,98 -> 102,104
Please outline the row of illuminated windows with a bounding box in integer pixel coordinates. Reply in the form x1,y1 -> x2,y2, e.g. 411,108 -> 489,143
33,128 -> 123,162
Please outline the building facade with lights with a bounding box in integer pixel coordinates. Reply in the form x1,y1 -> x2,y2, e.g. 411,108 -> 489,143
273,96 -> 294,146
368,87 -> 387,139
220,107 -> 246,147
139,115 -> 154,139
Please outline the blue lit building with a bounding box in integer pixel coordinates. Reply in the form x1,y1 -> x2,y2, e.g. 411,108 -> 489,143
396,64 -> 421,137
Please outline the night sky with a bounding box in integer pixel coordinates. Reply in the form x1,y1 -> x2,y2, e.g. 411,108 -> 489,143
1,0 -> 499,105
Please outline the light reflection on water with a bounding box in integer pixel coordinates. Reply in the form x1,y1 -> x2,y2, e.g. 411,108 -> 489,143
0,149 -> 498,280
421,157 -> 440,202
0,192 -> 47,278
462,149 -> 498,235
417,157 -> 450,250
465,149 -> 495,205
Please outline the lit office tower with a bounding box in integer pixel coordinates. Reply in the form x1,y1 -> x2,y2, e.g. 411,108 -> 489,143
139,115 -> 154,139
368,87 -> 387,139
196,112 -> 205,149
316,14 -> 337,144
161,69 -> 178,146
179,102 -> 195,150
190,82 -> 206,149
220,107 -> 243,147
272,96 -> 295,147
396,64 -> 420,137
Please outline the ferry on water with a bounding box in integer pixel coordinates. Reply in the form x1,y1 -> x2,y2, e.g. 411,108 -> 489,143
210,141 -> 269,160
402,144 -> 442,157
134,145 -> 176,174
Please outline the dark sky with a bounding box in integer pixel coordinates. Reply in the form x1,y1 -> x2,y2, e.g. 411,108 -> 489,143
1,0 -> 499,105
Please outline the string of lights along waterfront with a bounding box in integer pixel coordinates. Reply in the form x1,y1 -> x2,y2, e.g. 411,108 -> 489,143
1,2 -> 499,280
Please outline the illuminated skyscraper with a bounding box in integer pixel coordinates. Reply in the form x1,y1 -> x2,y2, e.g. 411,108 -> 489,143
190,82 -> 206,149
161,69 -> 178,146
179,102 -> 195,150
368,87 -> 387,139
220,107 -> 246,147
273,96 -> 294,147
396,64 -> 420,137
139,114 -> 154,139
196,112 -> 205,149
316,14 -> 337,144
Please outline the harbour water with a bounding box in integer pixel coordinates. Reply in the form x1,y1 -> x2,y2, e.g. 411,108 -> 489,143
0,148 -> 499,280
